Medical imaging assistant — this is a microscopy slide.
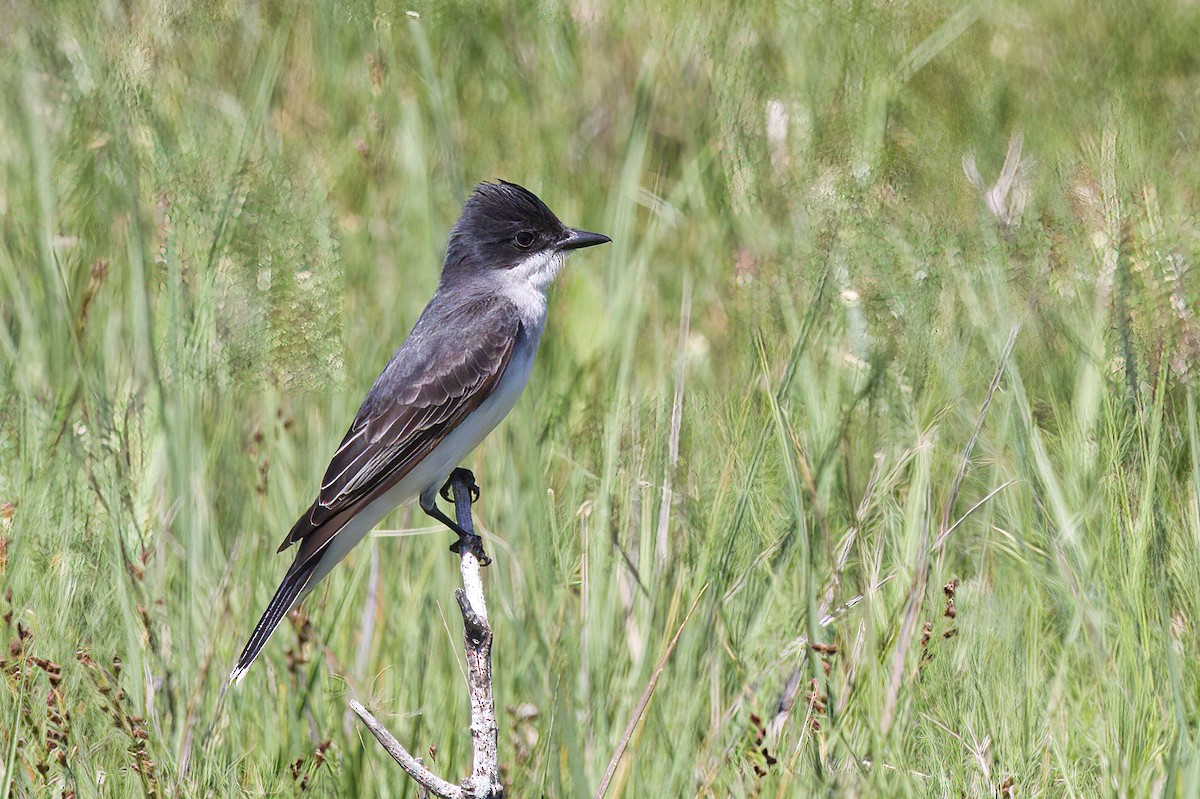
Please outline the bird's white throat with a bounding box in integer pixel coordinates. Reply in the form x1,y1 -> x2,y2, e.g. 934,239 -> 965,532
498,249 -> 566,328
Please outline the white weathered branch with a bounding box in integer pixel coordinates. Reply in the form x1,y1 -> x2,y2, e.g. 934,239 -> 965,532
350,472 -> 504,799
349,699 -> 463,798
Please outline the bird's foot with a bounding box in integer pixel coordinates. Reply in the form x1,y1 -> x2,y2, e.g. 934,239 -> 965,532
440,467 -> 480,504
449,533 -> 491,566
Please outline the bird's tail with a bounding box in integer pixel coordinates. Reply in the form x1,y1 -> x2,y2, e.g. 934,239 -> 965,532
228,558 -> 319,685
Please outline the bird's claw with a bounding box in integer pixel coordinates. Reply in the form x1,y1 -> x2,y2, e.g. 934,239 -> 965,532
449,533 -> 491,566
440,467 -> 480,504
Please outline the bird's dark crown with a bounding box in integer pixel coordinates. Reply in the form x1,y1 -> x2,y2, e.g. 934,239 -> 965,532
443,181 -> 567,275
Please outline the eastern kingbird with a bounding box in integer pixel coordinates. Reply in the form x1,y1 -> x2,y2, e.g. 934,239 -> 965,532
230,181 -> 610,684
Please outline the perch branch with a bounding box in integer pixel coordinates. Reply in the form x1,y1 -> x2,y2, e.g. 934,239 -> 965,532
450,474 -> 503,799
349,700 -> 462,798
350,471 -> 504,798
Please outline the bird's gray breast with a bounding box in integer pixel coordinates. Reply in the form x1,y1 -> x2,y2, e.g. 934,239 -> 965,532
485,321 -> 541,420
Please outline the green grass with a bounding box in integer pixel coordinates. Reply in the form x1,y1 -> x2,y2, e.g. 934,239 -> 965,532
2,0 -> 1200,796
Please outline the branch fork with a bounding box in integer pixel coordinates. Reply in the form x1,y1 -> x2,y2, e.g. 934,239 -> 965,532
350,471 -> 504,799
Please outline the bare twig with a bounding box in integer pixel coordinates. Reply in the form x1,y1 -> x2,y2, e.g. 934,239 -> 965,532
451,474 -> 503,799
350,471 -> 504,799
350,700 -> 464,798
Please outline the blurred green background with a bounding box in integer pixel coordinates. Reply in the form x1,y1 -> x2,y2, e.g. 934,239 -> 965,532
2,0 -> 1200,796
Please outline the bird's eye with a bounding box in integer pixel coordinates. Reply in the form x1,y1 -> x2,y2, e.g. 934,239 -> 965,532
514,230 -> 536,249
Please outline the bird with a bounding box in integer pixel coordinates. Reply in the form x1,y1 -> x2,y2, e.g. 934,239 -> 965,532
229,181 -> 610,684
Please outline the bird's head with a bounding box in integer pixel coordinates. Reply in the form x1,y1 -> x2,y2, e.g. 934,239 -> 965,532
442,181 -> 610,290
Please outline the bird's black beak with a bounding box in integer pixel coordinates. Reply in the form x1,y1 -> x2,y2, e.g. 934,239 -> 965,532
559,228 -> 612,251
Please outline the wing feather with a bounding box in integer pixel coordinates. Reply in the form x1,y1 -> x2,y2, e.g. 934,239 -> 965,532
276,295 -> 521,561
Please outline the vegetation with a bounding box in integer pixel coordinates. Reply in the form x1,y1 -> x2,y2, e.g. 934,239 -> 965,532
2,0 -> 1199,795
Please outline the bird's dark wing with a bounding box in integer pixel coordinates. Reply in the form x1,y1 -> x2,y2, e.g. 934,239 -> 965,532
276,294 -> 521,569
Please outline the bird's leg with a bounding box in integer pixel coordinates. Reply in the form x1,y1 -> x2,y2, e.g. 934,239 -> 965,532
440,467 -> 480,504
420,476 -> 491,566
